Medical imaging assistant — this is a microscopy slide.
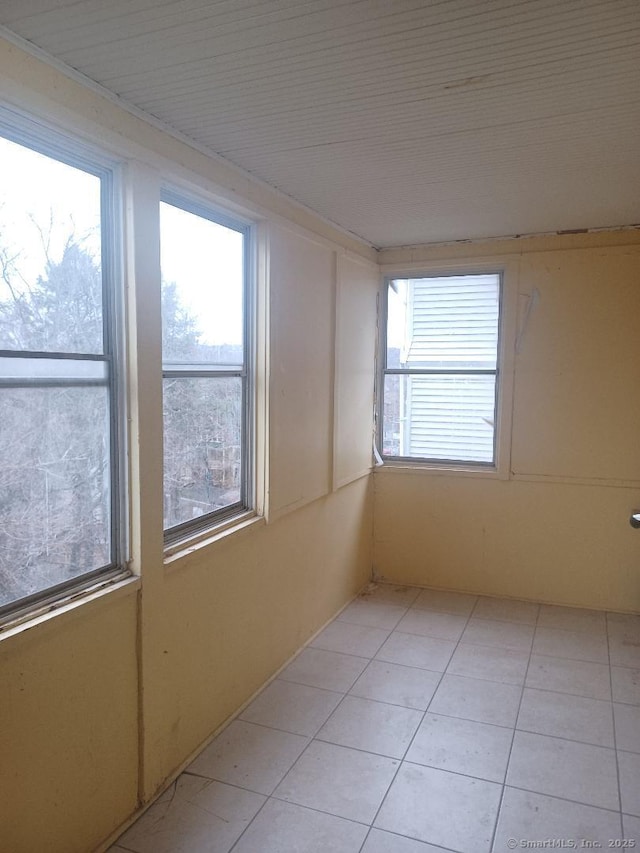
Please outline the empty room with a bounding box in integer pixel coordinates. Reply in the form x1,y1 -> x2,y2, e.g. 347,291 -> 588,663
0,2 -> 639,852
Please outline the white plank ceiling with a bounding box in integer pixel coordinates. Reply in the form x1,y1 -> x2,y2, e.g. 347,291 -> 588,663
1,0 -> 639,248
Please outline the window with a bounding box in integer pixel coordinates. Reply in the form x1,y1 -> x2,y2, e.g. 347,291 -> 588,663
0,123 -> 123,619
381,273 -> 501,466
160,193 -> 252,542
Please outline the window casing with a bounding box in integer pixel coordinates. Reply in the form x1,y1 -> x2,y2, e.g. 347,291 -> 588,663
380,272 -> 502,467
0,116 -> 125,621
160,191 -> 253,544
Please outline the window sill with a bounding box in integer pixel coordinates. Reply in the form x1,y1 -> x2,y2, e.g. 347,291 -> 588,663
375,460 -> 508,480
164,511 -> 264,565
0,572 -> 139,645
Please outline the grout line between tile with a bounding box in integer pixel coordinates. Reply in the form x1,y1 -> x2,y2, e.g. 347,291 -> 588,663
512,725 -> 616,751
607,613 -> 625,832
226,794 -> 272,853
181,768 -> 273,797
488,594 -> 538,853
503,782 -> 624,816
263,794 -> 373,826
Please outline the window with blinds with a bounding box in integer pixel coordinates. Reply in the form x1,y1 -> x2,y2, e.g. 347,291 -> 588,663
381,273 -> 501,465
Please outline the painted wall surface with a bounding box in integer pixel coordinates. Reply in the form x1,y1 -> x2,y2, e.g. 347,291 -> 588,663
269,224 -> 335,516
375,235 -> 640,612
143,476 -> 373,793
0,590 -> 139,853
334,254 -> 379,488
0,37 -> 377,853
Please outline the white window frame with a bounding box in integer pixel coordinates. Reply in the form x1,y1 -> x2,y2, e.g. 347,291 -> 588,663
377,259 -> 517,479
160,189 -> 255,547
0,108 -> 127,623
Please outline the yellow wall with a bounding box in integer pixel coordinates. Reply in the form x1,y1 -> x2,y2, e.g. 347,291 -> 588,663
375,233 -> 640,612
0,37 -> 377,853
0,589 -> 139,853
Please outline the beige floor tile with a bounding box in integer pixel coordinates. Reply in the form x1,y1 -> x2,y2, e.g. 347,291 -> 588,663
493,788 -> 622,853
349,660 -> 441,710
239,679 -> 342,736
472,596 -> 539,625
461,618 -> 534,652
337,598 -> 407,629
538,604 -> 607,634
609,633 -> 640,668
506,730 -> 619,810
447,643 -> 529,685
614,702 -> 640,753
394,609 -> 467,641
532,626 -> 609,663
279,648 -> 369,693
406,713 -> 512,783
273,741 -> 399,824
618,750 -> 640,817
607,612 -> 640,639
362,828 -> 449,852
375,763 -> 501,853
526,655 -> 611,700
375,632 -> 455,672
517,687 -> 614,747
429,674 -> 522,727
117,775 -> 265,853
187,721 -> 308,795
412,589 -> 477,616
612,666 -> 640,705
623,814 -> 640,844
310,620 -> 390,657
317,695 -> 422,758
231,799 -> 368,853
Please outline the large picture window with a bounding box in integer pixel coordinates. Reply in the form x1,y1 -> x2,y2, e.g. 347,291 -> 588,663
160,193 -> 252,542
381,273 -> 501,466
0,125 -> 123,618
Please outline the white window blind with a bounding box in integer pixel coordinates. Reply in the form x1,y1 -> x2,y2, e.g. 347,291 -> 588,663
383,273 -> 500,464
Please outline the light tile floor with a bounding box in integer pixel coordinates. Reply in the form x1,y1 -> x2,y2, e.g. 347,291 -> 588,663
110,584 -> 640,853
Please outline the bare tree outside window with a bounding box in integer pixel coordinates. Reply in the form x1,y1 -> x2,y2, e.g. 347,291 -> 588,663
160,197 -> 249,538
0,133 -> 118,611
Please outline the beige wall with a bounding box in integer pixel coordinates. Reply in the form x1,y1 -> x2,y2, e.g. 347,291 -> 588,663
0,37 -> 377,853
375,233 -> 640,612
0,589 -> 139,853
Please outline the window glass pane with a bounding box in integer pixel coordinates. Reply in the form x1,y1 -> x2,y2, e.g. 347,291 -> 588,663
0,136 -> 103,354
160,202 -> 244,365
387,275 -> 499,370
0,355 -> 107,382
384,374 -> 496,463
163,376 -> 242,529
0,386 -> 111,608
386,278 -> 407,368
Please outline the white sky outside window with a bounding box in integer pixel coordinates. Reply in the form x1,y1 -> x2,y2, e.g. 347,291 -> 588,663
0,137 -> 243,358
160,201 -> 243,358
0,136 -> 101,312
